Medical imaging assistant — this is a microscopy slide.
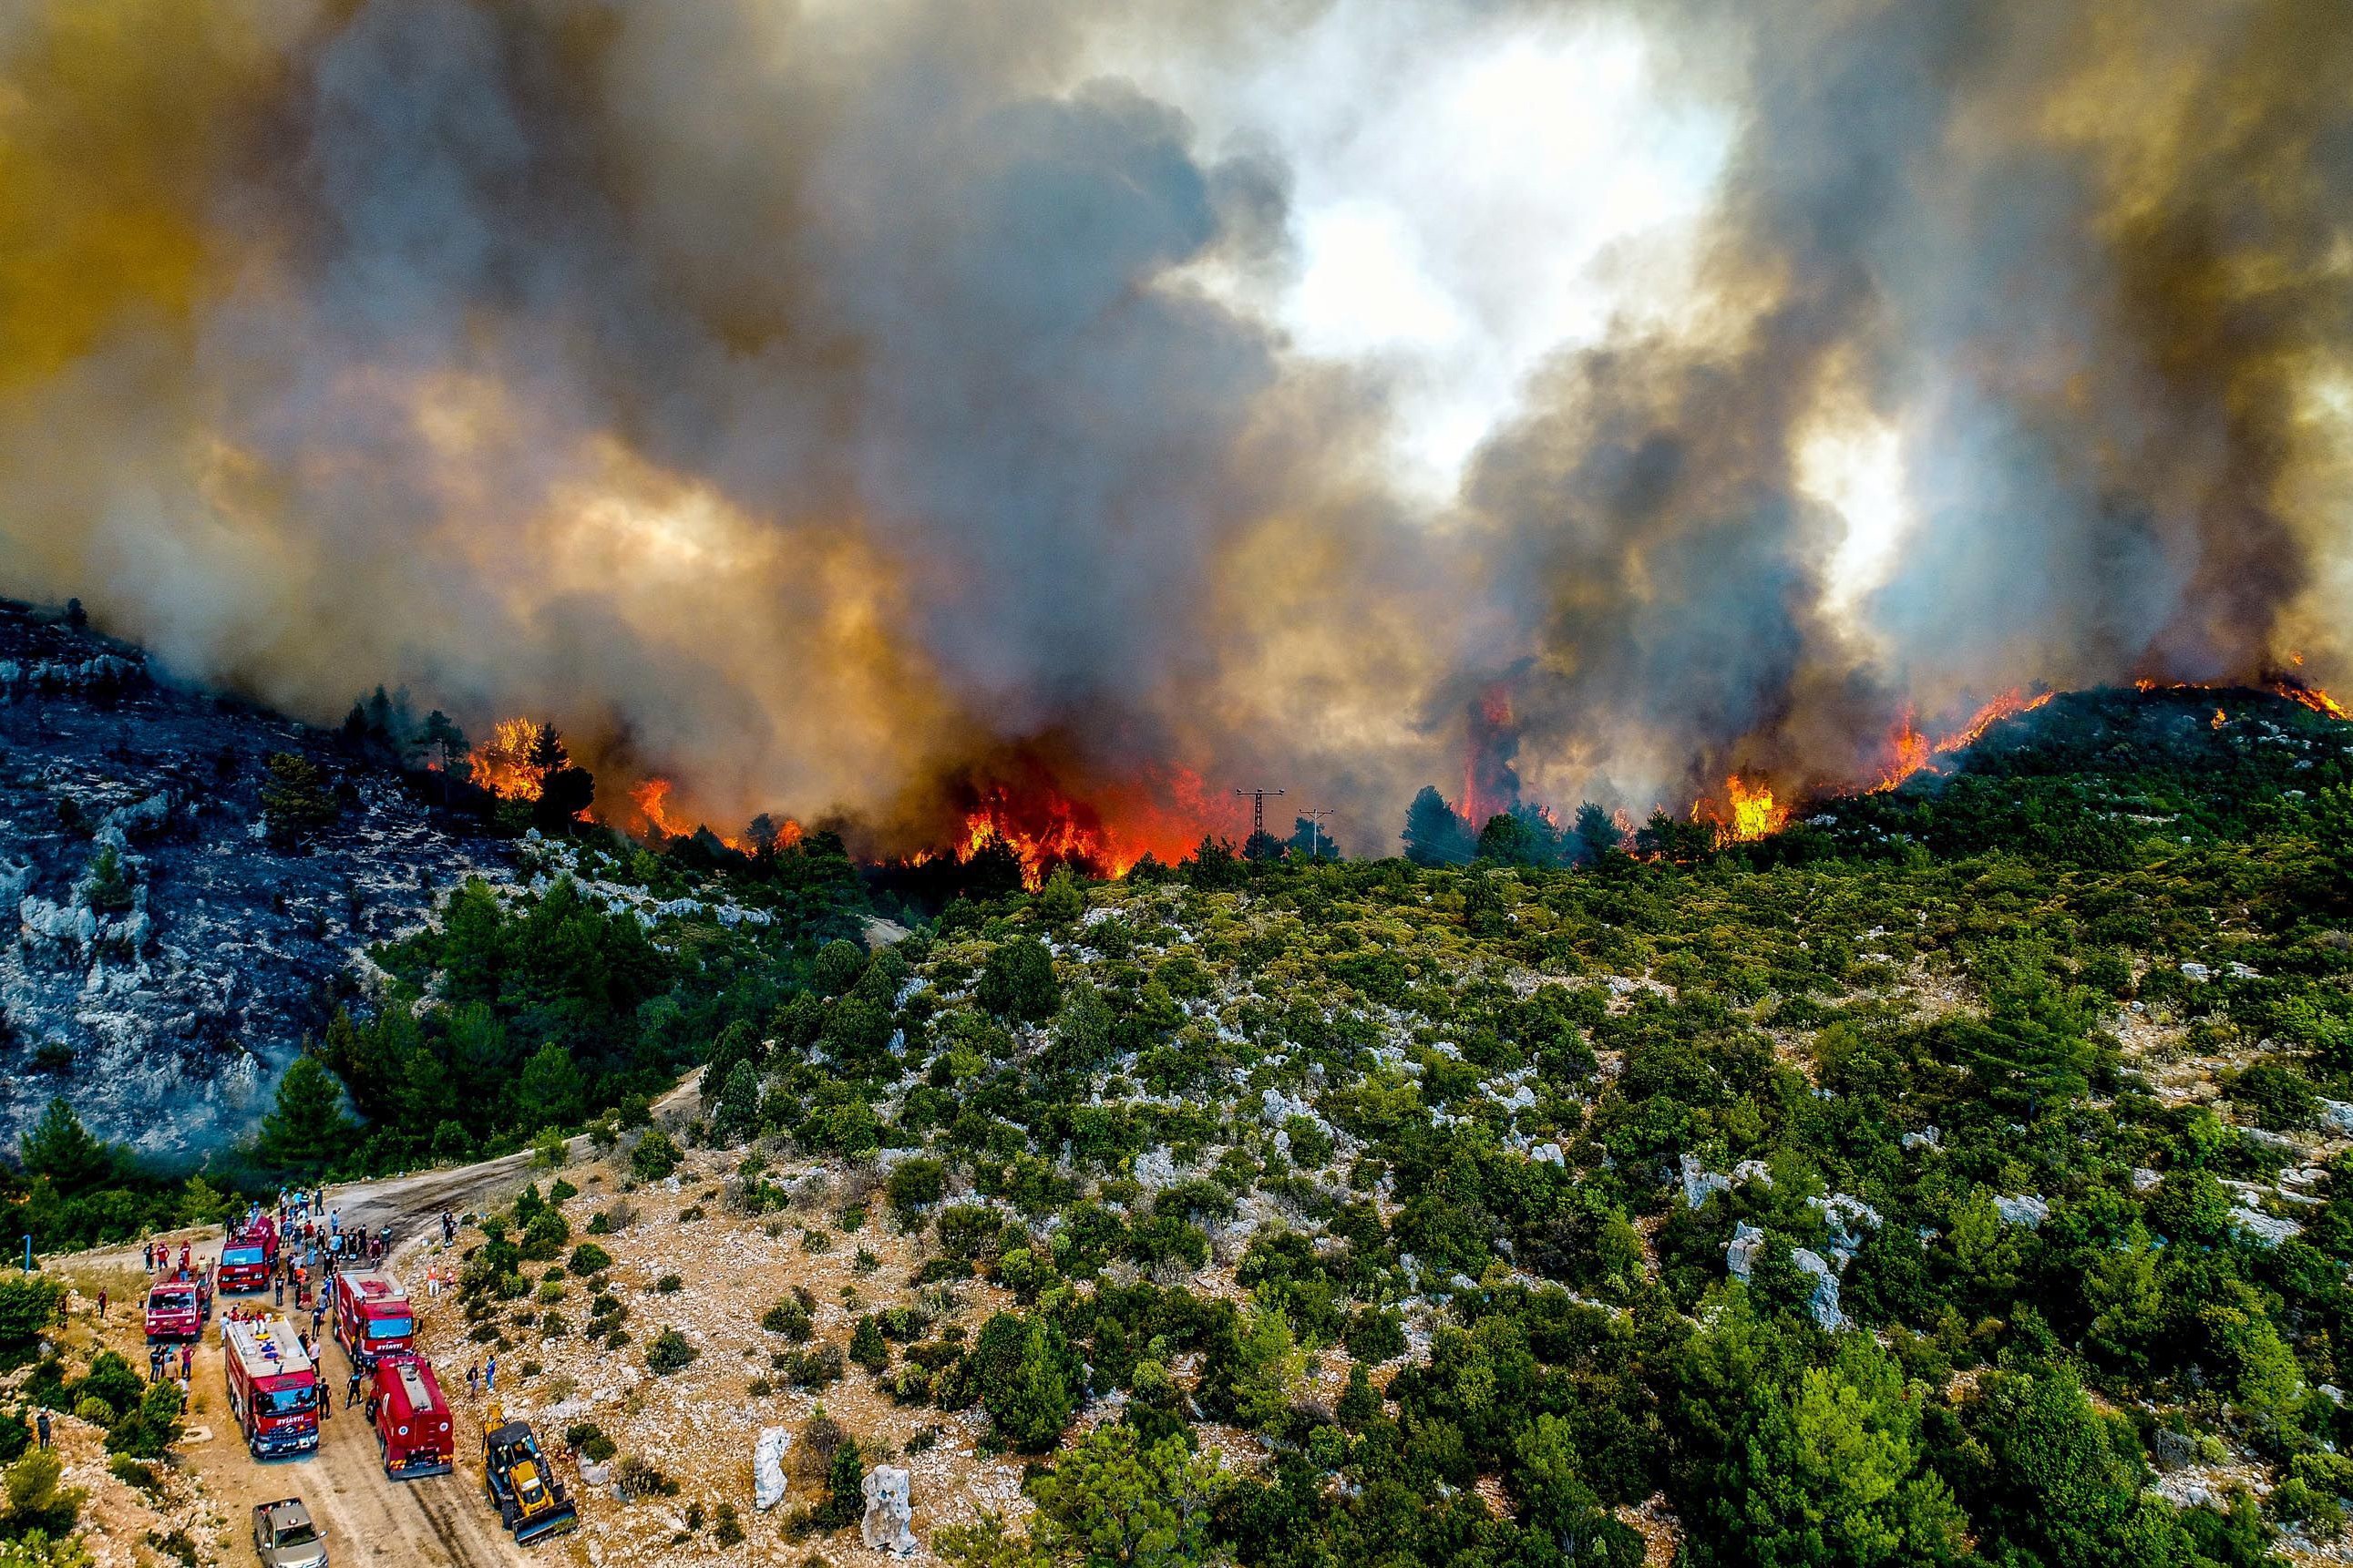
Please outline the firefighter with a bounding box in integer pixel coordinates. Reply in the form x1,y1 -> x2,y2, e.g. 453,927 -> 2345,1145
142,1242 -> 154,1273
347,1362 -> 364,1406
180,1344 -> 192,1383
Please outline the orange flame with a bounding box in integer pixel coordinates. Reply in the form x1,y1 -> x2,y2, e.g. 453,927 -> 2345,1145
941,764 -> 1218,890
1725,775 -> 1786,842
1693,774 -> 1787,845
631,778 -> 680,838
1876,706 -> 1931,791
2212,707 -> 2228,730
1873,688 -> 2056,791
2136,671 -> 2347,720
468,717 -> 544,801
2270,676 -> 2348,720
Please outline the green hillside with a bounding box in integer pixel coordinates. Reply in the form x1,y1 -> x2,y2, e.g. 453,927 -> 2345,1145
761,684 -> 2353,1567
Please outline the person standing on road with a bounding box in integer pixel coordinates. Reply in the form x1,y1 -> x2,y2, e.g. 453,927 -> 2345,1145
347,1363 -> 363,1405
148,1346 -> 163,1383
180,1345 -> 192,1383
318,1379 -> 331,1420
274,1276 -> 284,1307
441,1210 -> 456,1246
484,1355 -> 497,1394
467,1363 -> 480,1399
142,1242 -> 153,1273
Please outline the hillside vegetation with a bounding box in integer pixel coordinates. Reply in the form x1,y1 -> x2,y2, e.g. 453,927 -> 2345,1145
29,682 -> 2353,1567
413,685 -> 2353,1567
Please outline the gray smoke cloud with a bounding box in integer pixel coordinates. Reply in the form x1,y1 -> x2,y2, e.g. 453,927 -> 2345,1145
1,0 -> 2348,851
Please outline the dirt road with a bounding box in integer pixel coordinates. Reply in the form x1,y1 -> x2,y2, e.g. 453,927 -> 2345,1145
64,1073 -> 701,1565
180,1318 -> 536,1568
308,1071 -> 704,1246
74,1072 -> 701,1277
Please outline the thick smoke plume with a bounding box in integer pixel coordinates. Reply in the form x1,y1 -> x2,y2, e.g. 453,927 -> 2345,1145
1,0 -> 2347,850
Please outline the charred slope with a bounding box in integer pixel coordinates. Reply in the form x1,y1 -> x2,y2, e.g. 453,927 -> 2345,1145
0,600 -> 512,1158
1779,684 -> 2352,867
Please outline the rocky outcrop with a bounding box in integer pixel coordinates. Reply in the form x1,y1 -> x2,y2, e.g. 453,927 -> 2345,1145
0,599 -> 513,1157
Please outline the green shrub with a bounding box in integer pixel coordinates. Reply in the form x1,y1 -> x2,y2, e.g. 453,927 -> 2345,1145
646,1327 -> 698,1376
632,1130 -> 683,1182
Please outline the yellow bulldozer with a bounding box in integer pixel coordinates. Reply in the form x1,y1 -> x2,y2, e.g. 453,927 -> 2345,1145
480,1405 -> 580,1545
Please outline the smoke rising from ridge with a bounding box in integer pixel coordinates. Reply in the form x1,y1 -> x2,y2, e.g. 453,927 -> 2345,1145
1,0 -> 2347,850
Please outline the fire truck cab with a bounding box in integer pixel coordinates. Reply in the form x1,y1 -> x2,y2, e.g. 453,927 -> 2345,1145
331,1271 -> 415,1362
143,1270 -> 212,1344
219,1217 -> 279,1294
223,1316 -> 321,1460
369,1356 -> 455,1479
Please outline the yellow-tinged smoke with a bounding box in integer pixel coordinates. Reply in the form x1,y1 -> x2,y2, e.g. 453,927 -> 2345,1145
0,0 -> 2348,849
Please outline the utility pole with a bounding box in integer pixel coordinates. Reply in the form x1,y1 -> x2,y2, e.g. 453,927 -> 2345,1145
1300,807 -> 1333,860
1233,787 -> 1286,837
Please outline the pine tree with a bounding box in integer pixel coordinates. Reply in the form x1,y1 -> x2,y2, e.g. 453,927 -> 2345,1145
1573,802 -> 1625,864
260,753 -> 338,844
518,1043 -> 587,1131
818,1436 -> 865,1528
850,1314 -> 889,1374
19,1099 -> 114,1194
256,1054 -> 355,1176
82,846 -> 134,914
1402,786 -> 1474,866
710,1061 -> 760,1146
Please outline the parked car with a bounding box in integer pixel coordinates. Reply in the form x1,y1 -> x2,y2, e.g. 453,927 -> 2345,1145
252,1498 -> 327,1568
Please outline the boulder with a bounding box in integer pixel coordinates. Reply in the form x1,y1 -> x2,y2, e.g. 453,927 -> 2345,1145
861,1464 -> 916,1556
754,1427 -> 791,1512
1993,1194 -> 2049,1228
1792,1247 -> 1844,1330
1680,1153 -> 1731,1209
1725,1222 -> 1765,1280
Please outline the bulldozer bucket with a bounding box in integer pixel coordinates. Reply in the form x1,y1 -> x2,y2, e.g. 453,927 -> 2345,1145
512,1499 -> 580,1545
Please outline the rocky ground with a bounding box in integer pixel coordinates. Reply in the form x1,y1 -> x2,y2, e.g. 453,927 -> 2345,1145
0,599 -> 513,1155
404,1140 -> 1041,1566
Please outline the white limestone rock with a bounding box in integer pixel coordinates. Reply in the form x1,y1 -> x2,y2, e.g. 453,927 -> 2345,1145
861,1465 -> 916,1555
754,1427 -> 791,1512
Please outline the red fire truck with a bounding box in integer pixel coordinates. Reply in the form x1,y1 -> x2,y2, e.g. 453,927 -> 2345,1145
331,1271 -> 415,1361
218,1217 -> 279,1294
222,1315 -> 321,1460
143,1268 -> 212,1344
369,1356 -> 455,1479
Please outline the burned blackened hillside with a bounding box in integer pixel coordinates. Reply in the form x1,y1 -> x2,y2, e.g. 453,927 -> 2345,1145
0,600 -> 512,1158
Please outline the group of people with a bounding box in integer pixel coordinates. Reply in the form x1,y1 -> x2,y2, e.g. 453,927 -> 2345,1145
146,1340 -> 193,1386
138,1240 -> 195,1277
